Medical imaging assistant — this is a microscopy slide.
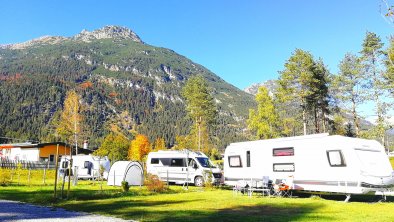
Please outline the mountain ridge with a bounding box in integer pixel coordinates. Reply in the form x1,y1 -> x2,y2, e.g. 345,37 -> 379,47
0,25 -> 143,50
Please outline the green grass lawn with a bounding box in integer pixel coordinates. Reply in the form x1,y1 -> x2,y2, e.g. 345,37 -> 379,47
1,182 -> 394,222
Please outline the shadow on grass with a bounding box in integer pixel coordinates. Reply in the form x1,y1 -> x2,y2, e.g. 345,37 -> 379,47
293,191 -> 394,203
59,199 -> 328,222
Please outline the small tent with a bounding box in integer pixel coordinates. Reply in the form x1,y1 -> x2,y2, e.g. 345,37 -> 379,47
107,161 -> 144,186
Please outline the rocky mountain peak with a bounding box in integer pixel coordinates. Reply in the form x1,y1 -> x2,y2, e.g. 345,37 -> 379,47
73,25 -> 143,43
1,35 -> 67,50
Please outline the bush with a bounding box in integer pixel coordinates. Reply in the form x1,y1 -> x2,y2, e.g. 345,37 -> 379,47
0,168 -> 11,186
203,170 -> 214,189
121,181 -> 129,192
144,173 -> 167,193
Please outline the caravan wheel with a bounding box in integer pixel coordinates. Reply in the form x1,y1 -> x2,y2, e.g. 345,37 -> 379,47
194,176 -> 204,187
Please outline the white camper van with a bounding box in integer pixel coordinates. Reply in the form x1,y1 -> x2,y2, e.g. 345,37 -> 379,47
224,134 -> 394,197
146,150 -> 222,186
59,155 -> 110,180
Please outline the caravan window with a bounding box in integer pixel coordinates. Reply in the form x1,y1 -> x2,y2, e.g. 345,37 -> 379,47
273,147 -> 294,156
327,150 -> 346,167
273,163 -> 295,172
228,155 -> 242,167
170,158 -> 186,167
246,151 -> 251,167
151,158 -> 159,164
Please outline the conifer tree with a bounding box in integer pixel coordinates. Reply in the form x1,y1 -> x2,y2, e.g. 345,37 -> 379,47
277,49 -> 316,135
182,75 -> 217,151
361,31 -> 390,144
332,53 -> 365,136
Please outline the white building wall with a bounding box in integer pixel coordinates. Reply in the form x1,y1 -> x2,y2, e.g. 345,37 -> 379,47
3,148 -> 40,161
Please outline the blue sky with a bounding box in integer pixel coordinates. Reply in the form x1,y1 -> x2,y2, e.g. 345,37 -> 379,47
1,0 -> 393,91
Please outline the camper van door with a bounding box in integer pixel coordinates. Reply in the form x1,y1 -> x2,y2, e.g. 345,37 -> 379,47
167,158 -> 187,182
187,158 -> 199,182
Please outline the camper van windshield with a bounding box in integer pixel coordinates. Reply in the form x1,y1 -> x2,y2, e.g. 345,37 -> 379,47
196,157 -> 215,168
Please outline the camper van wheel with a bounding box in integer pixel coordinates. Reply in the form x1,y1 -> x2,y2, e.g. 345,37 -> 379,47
194,176 -> 204,187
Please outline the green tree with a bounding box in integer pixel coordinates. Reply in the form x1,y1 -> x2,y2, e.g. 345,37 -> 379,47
277,49 -> 317,135
94,133 -> 129,164
332,53 -> 365,136
308,59 -> 330,133
182,75 -> 217,151
331,114 -> 346,136
247,86 -> 281,139
361,31 -> 390,144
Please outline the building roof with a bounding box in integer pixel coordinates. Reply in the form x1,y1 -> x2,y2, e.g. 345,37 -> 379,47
0,142 -> 93,154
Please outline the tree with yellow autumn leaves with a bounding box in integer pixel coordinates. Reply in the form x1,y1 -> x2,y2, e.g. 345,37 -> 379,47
128,134 -> 151,161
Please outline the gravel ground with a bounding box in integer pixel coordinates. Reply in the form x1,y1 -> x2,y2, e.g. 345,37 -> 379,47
0,199 -> 135,222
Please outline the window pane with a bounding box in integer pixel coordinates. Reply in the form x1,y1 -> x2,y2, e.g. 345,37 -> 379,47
273,148 -> 294,156
229,156 -> 242,167
151,158 -> 159,164
273,163 -> 295,172
160,158 -> 171,166
327,150 -> 346,167
247,151 -> 250,167
170,158 -> 185,167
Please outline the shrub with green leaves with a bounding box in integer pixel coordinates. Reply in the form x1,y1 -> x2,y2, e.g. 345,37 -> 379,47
121,181 -> 129,192
0,168 -> 11,186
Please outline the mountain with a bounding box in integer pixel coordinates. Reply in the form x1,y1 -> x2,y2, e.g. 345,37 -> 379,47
0,25 -> 255,149
244,80 -> 277,95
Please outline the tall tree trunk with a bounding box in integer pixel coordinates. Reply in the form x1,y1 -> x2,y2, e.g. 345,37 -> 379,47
314,105 -> 318,133
302,105 -> 307,136
351,97 -> 359,137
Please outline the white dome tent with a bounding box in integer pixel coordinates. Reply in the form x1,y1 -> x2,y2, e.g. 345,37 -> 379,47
107,161 -> 144,186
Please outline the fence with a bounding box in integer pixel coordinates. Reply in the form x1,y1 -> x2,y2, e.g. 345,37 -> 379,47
0,159 -> 55,169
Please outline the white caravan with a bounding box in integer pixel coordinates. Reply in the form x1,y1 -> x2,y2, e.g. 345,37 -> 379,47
59,155 -> 110,180
224,134 -> 394,196
146,150 -> 222,186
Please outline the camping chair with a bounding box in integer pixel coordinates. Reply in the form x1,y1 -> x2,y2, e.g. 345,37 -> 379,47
261,176 -> 271,196
275,177 -> 293,197
248,176 -> 271,197
233,180 -> 248,195
272,179 -> 290,197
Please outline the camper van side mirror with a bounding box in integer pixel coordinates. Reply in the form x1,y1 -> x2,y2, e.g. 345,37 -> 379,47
193,163 -> 198,169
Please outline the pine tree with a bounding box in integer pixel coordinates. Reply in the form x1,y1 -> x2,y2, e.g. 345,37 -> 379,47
182,75 -> 217,152
332,53 -> 365,136
278,49 -> 317,135
361,31 -> 390,144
